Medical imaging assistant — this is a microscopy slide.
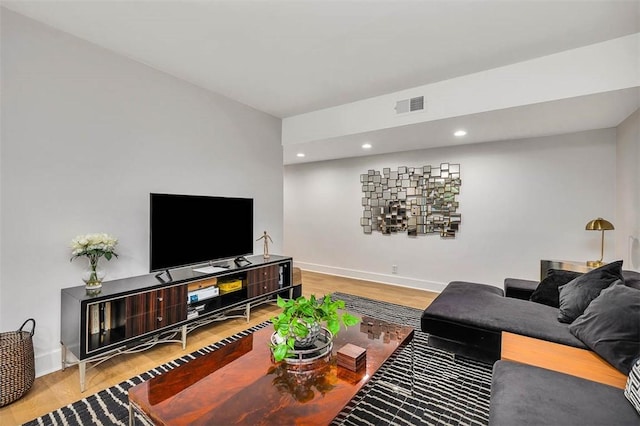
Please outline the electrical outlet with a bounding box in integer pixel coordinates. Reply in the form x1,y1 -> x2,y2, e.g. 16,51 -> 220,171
392,264 -> 398,274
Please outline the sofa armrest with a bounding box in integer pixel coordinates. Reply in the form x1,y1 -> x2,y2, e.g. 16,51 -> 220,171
503,278 -> 538,300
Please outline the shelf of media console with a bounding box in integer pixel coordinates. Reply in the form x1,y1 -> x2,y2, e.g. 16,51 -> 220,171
186,283 -> 289,321
60,254 -> 293,392
185,289 -> 289,332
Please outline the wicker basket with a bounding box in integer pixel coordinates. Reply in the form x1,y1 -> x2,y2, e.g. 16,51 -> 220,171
0,318 -> 36,407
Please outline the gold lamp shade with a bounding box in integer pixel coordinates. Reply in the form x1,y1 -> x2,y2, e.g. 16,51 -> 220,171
585,217 -> 614,267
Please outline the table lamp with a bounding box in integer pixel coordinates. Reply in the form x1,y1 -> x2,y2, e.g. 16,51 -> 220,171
585,217 -> 614,267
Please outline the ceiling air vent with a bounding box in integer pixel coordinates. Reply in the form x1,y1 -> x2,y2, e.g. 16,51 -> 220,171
395,96 -> 424,114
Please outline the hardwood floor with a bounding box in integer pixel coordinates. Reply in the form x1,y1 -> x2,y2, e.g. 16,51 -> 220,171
0,271 -> 437,425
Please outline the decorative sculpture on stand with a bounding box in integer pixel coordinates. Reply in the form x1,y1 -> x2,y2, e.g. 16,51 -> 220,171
257,230 -> 273,259
360,163 -> 462,238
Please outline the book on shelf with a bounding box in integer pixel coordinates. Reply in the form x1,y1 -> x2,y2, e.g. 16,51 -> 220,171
187,303 -> 206,319
99,302 -> 106,335
188,286 -> 219,303
104,301 -> 112,331
90,304 -> 100,335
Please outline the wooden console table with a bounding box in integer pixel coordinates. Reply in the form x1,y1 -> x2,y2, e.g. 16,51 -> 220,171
501,332 -> 626,389
61,255 -> 295,391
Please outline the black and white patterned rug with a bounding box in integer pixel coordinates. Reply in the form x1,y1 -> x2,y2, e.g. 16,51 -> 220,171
25,292 -> 492,426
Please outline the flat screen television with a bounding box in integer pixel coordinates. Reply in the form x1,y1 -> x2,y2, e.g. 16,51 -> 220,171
150,193 -> 254,273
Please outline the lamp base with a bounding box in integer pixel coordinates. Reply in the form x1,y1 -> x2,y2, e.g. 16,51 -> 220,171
586,260 -> 604,268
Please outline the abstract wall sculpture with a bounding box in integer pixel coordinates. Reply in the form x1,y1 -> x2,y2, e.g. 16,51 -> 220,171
360,164 -> 462,238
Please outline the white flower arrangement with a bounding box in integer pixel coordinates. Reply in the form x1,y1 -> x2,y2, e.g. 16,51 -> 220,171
70,233 -> 118,284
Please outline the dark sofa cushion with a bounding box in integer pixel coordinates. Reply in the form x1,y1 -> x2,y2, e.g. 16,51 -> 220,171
624,270 -> 640,290
569,282 -> 640,375
530,269 -> 582,307
557,260 -> 623,323
489,360 -> 639,426
504,278 -> 538,300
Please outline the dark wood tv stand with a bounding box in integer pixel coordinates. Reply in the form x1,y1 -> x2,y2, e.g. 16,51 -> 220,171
60,255 -> 294,392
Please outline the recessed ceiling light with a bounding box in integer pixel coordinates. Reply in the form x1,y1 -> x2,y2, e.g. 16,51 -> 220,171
296,153 -> 305,158
362,143 -> 372,149
454,130 -> 467,137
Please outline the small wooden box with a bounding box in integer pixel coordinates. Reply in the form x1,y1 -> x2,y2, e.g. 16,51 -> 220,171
337,343 -> 366,372
188,277 -> 217,292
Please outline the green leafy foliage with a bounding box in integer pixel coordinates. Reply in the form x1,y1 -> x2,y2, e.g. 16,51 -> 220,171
270,293 -> 360,362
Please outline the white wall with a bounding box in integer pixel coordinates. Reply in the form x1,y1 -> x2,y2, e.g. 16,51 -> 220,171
0,9 -> 283,377
285,129 -> 617,291
616,109 -> 640,270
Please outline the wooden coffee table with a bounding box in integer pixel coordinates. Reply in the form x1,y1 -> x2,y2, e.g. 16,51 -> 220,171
128,314 -> 414,425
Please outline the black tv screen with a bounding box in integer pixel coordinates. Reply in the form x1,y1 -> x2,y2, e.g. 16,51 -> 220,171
150,193 -> 254,272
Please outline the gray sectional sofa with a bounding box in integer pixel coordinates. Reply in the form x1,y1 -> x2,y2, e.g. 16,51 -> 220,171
421,267 -> 640,364
421,263 -> 640,425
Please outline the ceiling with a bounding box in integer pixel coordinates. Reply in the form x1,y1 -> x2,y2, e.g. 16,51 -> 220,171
2,0 -> 639,164
291,88 -> 640,164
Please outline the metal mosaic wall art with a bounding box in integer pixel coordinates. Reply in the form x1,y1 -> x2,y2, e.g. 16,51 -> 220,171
360,164 -> 462,238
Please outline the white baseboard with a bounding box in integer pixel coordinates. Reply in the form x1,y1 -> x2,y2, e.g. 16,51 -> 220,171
293,261 -> 447,293
35,347 -> 65,378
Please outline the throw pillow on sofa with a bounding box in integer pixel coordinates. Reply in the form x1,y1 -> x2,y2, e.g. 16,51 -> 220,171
557,260 -> 623,323
569,281 -> 640,375
623,270 -> 640,290
530,269 -> 583,308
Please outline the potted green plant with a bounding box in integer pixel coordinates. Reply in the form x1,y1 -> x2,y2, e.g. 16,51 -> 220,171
270,294 -> 359,362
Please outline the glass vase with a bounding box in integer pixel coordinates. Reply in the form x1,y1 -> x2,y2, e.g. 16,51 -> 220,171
82,266 -> 105,291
